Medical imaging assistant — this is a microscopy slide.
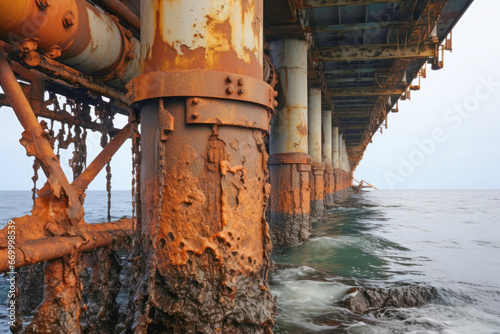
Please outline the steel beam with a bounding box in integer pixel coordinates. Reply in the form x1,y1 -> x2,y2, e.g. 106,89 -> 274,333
302,0 -> 402,7
0,219 -> 133,272
316,44 -> 436,62
330,87 -> 404,96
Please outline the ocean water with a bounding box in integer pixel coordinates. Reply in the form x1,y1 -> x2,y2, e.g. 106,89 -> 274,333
271,190 -> 500,333
1,190 -> 500,333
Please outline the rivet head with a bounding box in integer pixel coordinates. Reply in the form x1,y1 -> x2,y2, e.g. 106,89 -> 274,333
191,112 -> 199,119
226,87 -> 233,95
45,45 -> 62,59
115,70 -> 124,79
273,90 -> 278,97
273,100 -> 278,107
192,97 -> 199,105
237,78 -> 246,86
237,88 -> 245,95
62,11 -> 75,28
225,76 -> 232,84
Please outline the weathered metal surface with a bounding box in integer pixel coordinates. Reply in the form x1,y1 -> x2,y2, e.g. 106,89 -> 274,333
269,155 -> 311,247
125,1 -> 276,332
127,70 -> 276,109
332,126 -> 339,169
310,163 -> 325,219
72,123 -> 132,192
0,0 -> 140,86
308,87 -> 322,163
269,38 -> 309,154
0,219 -> 133,272
140,0 -> 263,77
185,97 -> 271,131
301,0 -> 402,7
92,0 -> 141,32
130,101 -> 275,333
322,110 -> 333,166
0,51 -> 83,223
316,44 -> 436,62
330,87 -> 405,97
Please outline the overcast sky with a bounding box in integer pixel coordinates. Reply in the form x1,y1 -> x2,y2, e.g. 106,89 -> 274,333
0,0 -> 497,191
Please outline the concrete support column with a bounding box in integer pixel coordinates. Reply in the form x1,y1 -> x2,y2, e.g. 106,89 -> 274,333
323,111 -> 334,208
308,87 -> 324,219
127,1 -> 275,331
269,38 -> 311,246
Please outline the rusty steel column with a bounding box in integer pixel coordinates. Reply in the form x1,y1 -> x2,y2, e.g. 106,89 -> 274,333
308,87 -> 324,219
322,110 -> 334,208
126,1 -> 275,332
268,38 -> 311,247
333,126 -> 340,193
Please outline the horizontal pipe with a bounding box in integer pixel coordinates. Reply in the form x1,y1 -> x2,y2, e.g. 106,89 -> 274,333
0,41 -> 128,104
0,219 -> 134,272
92,0 -> 140,32
0,0 -> 140,88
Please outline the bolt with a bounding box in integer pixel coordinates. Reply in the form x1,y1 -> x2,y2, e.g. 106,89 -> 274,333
273,90 -> 278,97
225,76 -> 233,84
62,11 -> 75,28
19,38 -> 40,53
191,112 -> 199,119
124,30 -> 134,40
125,51 -> 135,61
35,0 -> 51,10
237,78 -> 246,86
115,70 -> 124,79
44,45 -> 62,59
237,88 -> 245,95
192,97 -> 199,105
273,100 -> 278,107
226,87 -> 233,95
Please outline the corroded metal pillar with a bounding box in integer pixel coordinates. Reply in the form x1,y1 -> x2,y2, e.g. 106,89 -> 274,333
333,126 -> 340,192
127,1 -> 275,331
308,87 -> 324,219
268,38 -> 311,247
322,110 -> 334,208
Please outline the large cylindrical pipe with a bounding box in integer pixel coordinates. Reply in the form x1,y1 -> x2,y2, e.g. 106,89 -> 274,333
127,1 -> 275,332
333,126 -> 339,169
0,0 -> 140,87
268,38 -> 311,246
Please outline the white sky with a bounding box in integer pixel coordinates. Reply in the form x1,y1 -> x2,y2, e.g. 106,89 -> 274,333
0,0 -> 497,191
354,0 -> 500,189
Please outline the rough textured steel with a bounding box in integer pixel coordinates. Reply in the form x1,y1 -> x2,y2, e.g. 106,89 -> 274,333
130,101 -> 275,333
310,162 -> 325,219
126,1 -> 275,332
269,153 -> 312,247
